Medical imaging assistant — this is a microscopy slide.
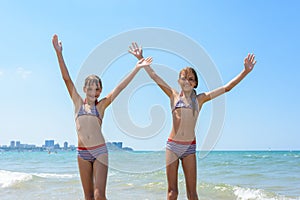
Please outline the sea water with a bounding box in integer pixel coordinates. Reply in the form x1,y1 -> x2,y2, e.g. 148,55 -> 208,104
0,150 -> 299,200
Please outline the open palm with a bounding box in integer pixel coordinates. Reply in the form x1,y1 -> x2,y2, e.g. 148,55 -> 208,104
244,53 -> 256,72
129,42 -> 143,60
136,57 -> 152,69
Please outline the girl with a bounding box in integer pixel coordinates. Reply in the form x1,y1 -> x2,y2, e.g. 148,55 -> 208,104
129,42 -> 256,200
53,35 -> 152,200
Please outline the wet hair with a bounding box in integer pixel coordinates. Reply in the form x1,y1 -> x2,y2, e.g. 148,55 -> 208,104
179,67 -> 198,116
179,67 -> 198,88
84,74 -> 102,89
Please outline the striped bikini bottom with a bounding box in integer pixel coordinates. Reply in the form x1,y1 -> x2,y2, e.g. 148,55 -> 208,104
77,144 -> 108,163
166,138 -> 196,160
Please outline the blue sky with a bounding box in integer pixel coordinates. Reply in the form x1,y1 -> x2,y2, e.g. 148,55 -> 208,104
0,0 -> 299,150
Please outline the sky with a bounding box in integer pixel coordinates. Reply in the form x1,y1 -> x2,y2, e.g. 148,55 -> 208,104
0,0 -> 299,151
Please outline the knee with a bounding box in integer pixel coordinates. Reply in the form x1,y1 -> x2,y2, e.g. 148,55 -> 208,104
168,189 -> 178,200
94,190 -> 106,200
186,191 -> 198,200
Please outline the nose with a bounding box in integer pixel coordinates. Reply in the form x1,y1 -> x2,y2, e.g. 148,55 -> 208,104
90,90 -> 96,96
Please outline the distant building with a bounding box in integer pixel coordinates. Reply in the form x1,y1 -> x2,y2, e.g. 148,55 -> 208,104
106,142 -> 133,151
54,143 -> 60,149
45,140 -> 54,148
112,142 -> 122,149
69,145 -> 76,150
64,142 -> 68,150
122,147 -> 133,151
16,141 -> 21,148
10,141 -> 15,148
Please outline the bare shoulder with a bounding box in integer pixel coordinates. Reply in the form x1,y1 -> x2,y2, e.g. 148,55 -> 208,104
170,88 -> 179,99
196,92 -> 208,105
171,88 -> 179,96
97,97 -> 107,107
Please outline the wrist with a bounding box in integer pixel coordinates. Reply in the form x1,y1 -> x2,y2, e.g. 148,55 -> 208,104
242,68 -> 250,76
137,55 -> 144,60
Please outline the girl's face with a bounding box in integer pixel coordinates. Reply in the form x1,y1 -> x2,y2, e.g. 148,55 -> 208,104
84,82 -> 102,103
178,71 -> 197,92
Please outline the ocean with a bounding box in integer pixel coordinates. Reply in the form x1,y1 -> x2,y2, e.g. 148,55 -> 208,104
0,150 -> 299,200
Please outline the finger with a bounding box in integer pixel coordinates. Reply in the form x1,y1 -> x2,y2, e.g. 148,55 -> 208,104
133,42 -> 138,50
251,54 -> 256,64
135,42 -> 139,49
248,53 -> 252,61
247,54 -> 251,63
146,57 -> 153,63
250,53 -> 254,60
129,46 -> 133,52
146,60 -> 152,65
244,55 -> 248,63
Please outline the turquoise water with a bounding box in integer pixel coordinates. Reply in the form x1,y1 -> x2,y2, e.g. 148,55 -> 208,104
0,150 -> 299,199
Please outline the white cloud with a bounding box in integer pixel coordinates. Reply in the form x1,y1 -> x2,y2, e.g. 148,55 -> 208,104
16,67 -> 32,79
0,71 -> 3,77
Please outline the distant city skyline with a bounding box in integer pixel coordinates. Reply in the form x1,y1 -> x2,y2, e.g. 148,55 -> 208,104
1,139 -> 71,147
0,139 -> 133,152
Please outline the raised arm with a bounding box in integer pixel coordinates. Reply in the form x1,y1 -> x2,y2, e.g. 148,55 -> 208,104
99,57 -> 153,110
52,34 -> 81,106
199,53 -> 257,104
128,42 -> 173,98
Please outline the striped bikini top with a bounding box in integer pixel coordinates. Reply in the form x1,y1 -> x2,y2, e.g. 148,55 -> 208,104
76,100 -> 102,121
172,92 -> 199,113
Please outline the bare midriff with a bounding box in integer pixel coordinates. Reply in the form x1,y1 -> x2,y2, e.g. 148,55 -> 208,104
76,115 -> 105,148
169,108 -> 199,142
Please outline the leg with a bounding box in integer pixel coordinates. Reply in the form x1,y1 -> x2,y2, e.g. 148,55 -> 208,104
78,156 -> 94,200
93,154 -> 108,200
166,149 -> 179,200
181,154 -> 198,200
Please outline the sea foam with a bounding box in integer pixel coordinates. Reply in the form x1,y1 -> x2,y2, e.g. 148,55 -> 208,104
0,170 -> 32,188
233,186 -> 295,200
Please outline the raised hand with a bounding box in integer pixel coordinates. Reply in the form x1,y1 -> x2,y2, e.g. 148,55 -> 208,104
52,34 -> 63,53
129,42 -> 143,60
136,57 -> 152,69
244,53 -> 257,72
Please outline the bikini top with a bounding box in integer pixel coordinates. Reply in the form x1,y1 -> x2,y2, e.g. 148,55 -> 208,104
172,92 -> 199,113
76,100 -> 102,121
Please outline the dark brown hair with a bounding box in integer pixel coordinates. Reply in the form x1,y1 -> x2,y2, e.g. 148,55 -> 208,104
179,67 -> 199,115
179,67 -> 198,88
84,74 -> 102,89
